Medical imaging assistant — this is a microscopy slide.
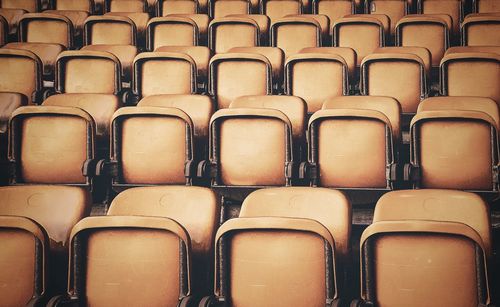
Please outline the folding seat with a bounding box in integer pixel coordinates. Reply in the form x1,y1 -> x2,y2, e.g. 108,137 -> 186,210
417,0 -> 462,38
473,0 -> 500,13
440,52 -> 500,103
200,187 -> 351,307
312,0 -> 355,26
82,15 -> 138,82
303,96 -> 400,192
299,46 -> 356,81
156,0 -> 198,15
284,53 -> 348,112
0,185 -> 91,304
360,51 -> 427,115
406,96 -> 499,192
332,15 -> 386,66
364,0 -> 408,35
261,0 -> 302,24
352,189 -> 492,307
146,16 -> 199,49
105,0 -> 150,45
208,52 -> 272,109
462,14 -> 500,46
130,52 -> 197,101
45,0 -> 93,37
270,16 -> 321,58
285,13 -> 330,44
227,14 -> 270,44
4,13 -> 73,79
208,0 -> 250,18
208,16 -> 259,53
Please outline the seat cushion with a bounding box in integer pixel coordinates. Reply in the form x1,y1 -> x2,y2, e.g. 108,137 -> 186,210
4,42 -> 65,76
81,44 -> 137,81
0,92 -> 27,133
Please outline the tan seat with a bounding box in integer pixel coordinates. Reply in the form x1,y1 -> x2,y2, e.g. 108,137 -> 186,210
208,108 -> 295,186
157,0 -> 198,15
82,15 -> 139,81
208,0 -> 250,18
204,187 -> 350,306
132,51 -> 197,99
227,14 -> 270,43
167,13 -> 210,38
299,46 -> 356,79
285,13 -> 330,42
306,96 -> 400,189
3,13 -> 73,77
354,189 -> 492,307
228,46 -> 284,86
271,16 -> 321,59
147,16 -> 199,49
332,15 -> 386,66
445,45 -> 500,56
208,52 -> 272,109
361,52 -> 427,114
156,45 -> 212,82
313,0 -> 354,26
396,14 -> 452,67
0,0 -> 40,12
408,100 -> 499,191
285,53 -> 348,112
208,17 -> 259,53
440,52 -> 500,103
462,14 -> 500,46
261,0 -> 302,24
107,186 -> 220,296
344,13 -> 391,36
473,0 -> 500,13
417,0 -> 462,37
46,0 -> 93,35
364,0 -> 408,35
106,0 -> 149,41
44,10 -> 88,37
0,8 -> 26,34
374,46 -> 431,76
105,12 -> 149,41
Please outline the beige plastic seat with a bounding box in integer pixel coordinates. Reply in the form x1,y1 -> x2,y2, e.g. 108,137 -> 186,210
4,13 -> 73,77
313,0 -> 354,26
228,46 -> 284,87
261,0 -> 302,24
227,14 -> 270,43
42,50 -> 122,141
353,189 -> 492,306
105,0 -> 149,43
132,51 -> 197,99
332,15 -> 386,66
374,46 -> 431,76
157,0 -> 198,15
146,16 -> 199,49
271,17 -> 321,59
396,14 -> 452,67
208,0 -> 250,18
208,16 -> 259,53
200,187 -> 351,307
445,45 -> 500,56
299,46 -> 356,80
209,52 -> 272,109
285,13 -> 330,42
462,14 -> 500,46
167,13 -> 210,39
361,52 -> 427,114
45,0 -> 93,36
156,45 -> 212,85
305,96 -> 400,189
417,0 -> 462,37
408,97 -> 499,191
364,0 -> 409,35
473,0 -> 500,13
285,53 -> 349,112
440,52 -> 500,103
0,0 -> 40,12
82,15 -> 138,81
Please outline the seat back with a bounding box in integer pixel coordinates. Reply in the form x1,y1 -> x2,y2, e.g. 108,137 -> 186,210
262,0 -> 302,23
18,13 -> 73,48
209,0 -> 250,18
109,0 -> 146,12
0,0 -> 40,12
285,53 -> 348,113
208,17 -> 259,53
55,50 -> 121,94
473,0 -> 500,13
417,0 -> 462,35
84,15 -> 136,45
147,16 -> 198,50
299,46 -> 357,79
374,46 -> 431,76
0,48 -> 42,104
8,106 -> 95,185
271,16 -> 321,58
313,0 -> 354,25
51,0 -> 93,12
462,15 -> 500,46
157,0 -> 198,15
209,53 -> 272,109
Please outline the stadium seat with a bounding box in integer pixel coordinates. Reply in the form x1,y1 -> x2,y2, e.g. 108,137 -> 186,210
1,0 -> 40,12
156,0 -> 198,15
105,0 -> 149,45
364,0 -> 409,35
284,52 -> 348,112
417,0 -> 462,38
146,16 -> 199,49
208,0 -> 251,18
312,0 -> 355,27
406,96 -> 499,192
167,13 -> 210,41
286,13 -> 330,43
45,0 -> 93,37
353,189 -> 492,306
299,46 -> 356,80
271,16 -> 321,58
374,46 -> 431,77
227,14 -> 270,44
208,52 -> 272,108
462,14 -> 500,46
472,0 -> 500,13
262,0 -> 302,24
200,187 -> 351,307
208,16 -> 260,53
4,13 -> 73,78
440,52 -> 500,103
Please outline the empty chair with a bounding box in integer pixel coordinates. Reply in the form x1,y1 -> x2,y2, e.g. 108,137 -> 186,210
227,14 -> 270,44
299,46 -> 357,81
208,17 -> 259,53
208,52 -> 272,109
284,53 -> 348,112
286,14 -> 330,43
82,15 -> 138,81
462,14 -> 500,46
131,51 -> 197,100
156,0 -> 198,15
365,0 -> 408,35
353,189 -> 492,306
105,0 -> 149,44
374,46 -> 431,77
360,51 -> 427,114
407,96 -> 499,191
473,0 -> 500,13
332,15 -> 385,66
146,16 -> 199,50
200,187 -> 351,307
313,0 -> 355,26
304,96 -> 400,190
208,0 -> 250,18
167,13 -> 210,41
417,0 -> 462,38
271,16 -> 321,58
440,52 -> 500,103
45,0 -> 93,36
261,0 -> 302,24
4,13 -> 73,78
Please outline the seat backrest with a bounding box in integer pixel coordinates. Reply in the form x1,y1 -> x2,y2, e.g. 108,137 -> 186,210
68,216 -> 191,307
0,0 -> 40,12
271,16 -> 321,58
462,15 -> 500,46
285,53 -> 348,113
84,15 -> 136,45
52,0 -> 93,12
110,106 -> 194,186
474,0 -> 500,13
299,46 -> 357,79
8,106 -> 95,185
158,0 -> 197,15
445,45 -> 500,56
418,0 -> 462,34
374,46 -> 431,75
133,52 -> 197,98
109,0 -> 145,12
285,13 -> 330,41
262,0 -> 301,23
208,17 -> 259,53
365,0 -> 407,35
209,53 -> 272,109
18,13 -> 73,48
440,52 -> 500,103
147,16 -> 198,50
313,0 -> 354,26
209,0 -> 250,18
228,46 -> 284,81
361,52 -> 426,113
0,48 -> 42,104
55,50 -> 121,94
209,108 -> 293,186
